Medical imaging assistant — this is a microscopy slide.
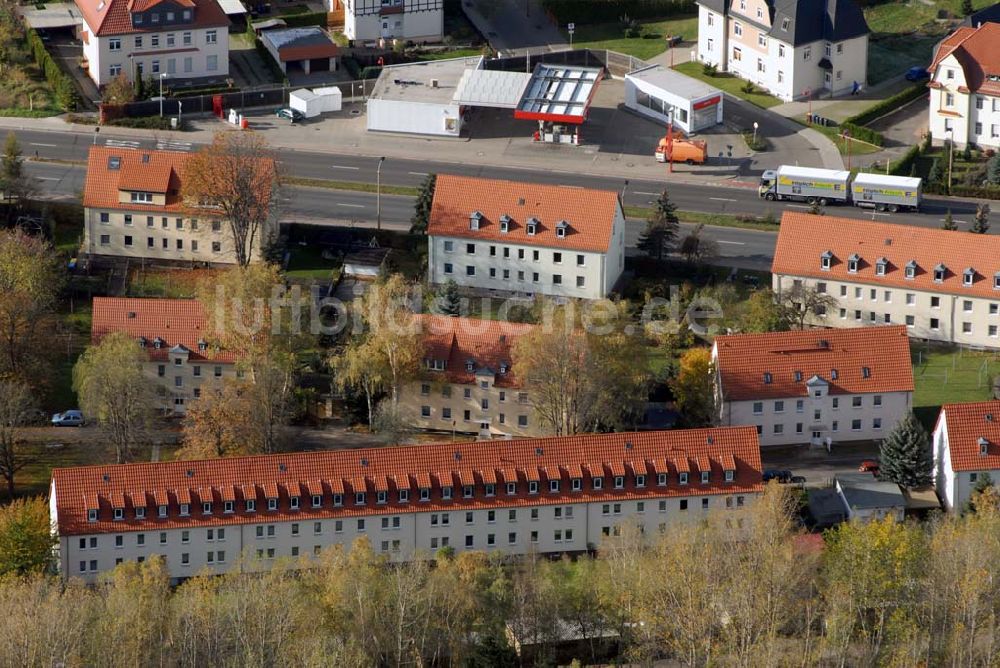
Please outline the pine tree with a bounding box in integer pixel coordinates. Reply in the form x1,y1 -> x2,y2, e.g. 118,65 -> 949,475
636,189 -> 679,261
987,154 -> 1000,185
878,412 -> 933,488
962,142 -> 973,162
962,0 -> 974,16
928,158 -> 942,185
973,202 -> 991,234
409,173 -> 436,234
941,209 -> 957,231
437,279 -> 461,316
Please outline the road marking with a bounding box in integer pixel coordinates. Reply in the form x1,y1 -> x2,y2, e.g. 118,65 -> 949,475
408,171 -> 429,176
941,218 -> 969,224
330,165 -> 360,170
337,203 -> 365,208
37,177 -> 60,181
709,197 -> 738,202
717,240 -> 746,245
105,139 -> 141,148
634,191 -> 659,196
30,142 -> 57,147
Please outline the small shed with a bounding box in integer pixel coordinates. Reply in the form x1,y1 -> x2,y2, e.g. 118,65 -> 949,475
290,87 -> 343,118
835,473 -> 906,523
625,64 -> 723,134
343,247 -> 390,278
312,86 -> 343,112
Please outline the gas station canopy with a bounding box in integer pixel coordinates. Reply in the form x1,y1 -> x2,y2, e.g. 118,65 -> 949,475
453,69 -> 533,109
514,63 -> 604,125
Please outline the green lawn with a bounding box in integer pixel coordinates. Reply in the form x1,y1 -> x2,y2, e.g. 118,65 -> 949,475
416,48 -> 484,61
865,0 -> 995,36
673,61 -> 783,109
867,35 -> 939,86
912,344 -> 997,428
807,120 -> 884,157
285,245 -> 342,281
560,15 -> 698,61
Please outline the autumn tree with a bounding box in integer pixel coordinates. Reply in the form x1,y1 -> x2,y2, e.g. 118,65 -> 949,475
331,335 -> 385,430
637,189 -> 680,261
0,131 -> 35,221
777,283 -> 836,330
678,223 -> 719,265
100,73 -> 136,106
178,380 -> 278,459
878,411 -> 933,487
670,347 -> 716,427
0,496 -> 52,576
0,229 -> 63,384
73,331 -> 157,464
0,379 -> 34,498
410,173 -> 436,234
739,288 -> 791,333
183,131 -> 280,266
973,202 -> 991,234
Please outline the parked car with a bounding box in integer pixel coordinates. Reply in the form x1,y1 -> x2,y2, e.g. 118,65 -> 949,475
858,459 -> 880,474
51,410 -> 85,427
763,469 -> 793,483
275,107 -> 304,123
905,66 -> 929,82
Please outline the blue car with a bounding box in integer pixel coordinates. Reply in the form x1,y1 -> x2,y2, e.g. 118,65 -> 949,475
905,66 -> 929,82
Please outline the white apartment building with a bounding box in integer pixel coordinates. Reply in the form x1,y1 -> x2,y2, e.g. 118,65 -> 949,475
82,146 -> 272,265
772,212 -> 1000,348
426,175 -> 626,300
333,0 -> 442,43
933,399 -> 1000,511
76,0 -> 230,87
696,0 -> 869,100
50,427 -> 763,583
713,326 -> 913,447
928,22 -> 1000,149
91,297 -> 240,414
399,315 -> 541,438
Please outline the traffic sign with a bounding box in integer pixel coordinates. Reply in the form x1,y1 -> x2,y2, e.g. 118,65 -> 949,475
567,22 -> 575,33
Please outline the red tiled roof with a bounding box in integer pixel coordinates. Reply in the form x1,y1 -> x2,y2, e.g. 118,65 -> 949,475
75,0 -> 228,38
418,314 -> 534,387
939,400 -> 1000,471
772,212 -> 1000,300
91,297 -> 237,363
713,326 -> 914,402
84,146 -> 189,213
930,23 -> 1000,96
428,174 -> 621,253
50,427 -> 763,535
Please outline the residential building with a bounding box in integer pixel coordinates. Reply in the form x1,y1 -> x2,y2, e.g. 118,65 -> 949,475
82,146 -> 273,265
834,473 -> 906,522
91,297 -> 240,414
426,175 -> 626,300
401,315 -> 540,438
49,427 -> 764,582
712,326 -> 913,447
75,0 -> 230,87
772,212 -> 1000,348
695,0 -> 869,100
333,0 -> 443,43
933,399 -> 1000,510
927,22 -> 1000,149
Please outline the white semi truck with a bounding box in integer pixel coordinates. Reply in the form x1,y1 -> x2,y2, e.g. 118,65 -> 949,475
758,165 -> 922,212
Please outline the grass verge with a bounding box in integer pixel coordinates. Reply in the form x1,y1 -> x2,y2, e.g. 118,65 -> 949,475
805,120 -> 883,157
558,15 -> 698,61
285,176 -> 420,197
673,61 -> 783,109
625,205 -> 779,232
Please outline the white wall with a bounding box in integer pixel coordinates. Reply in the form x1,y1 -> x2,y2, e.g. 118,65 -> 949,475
367,98 -> 461,136
697,5 -> 727,69
933,414 -> 1000,511
343,3 -> 443,42
928,53 -> 1000,149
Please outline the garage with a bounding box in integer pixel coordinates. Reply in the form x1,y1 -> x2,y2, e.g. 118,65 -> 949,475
260,27 -> 339,79
625,64 -> 723,135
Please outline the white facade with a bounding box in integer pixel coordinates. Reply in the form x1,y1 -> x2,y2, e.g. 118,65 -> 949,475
698,5 -> 727,70
928,53 -> 1000,149
54,487 -> 753,583
340,0 -> 443,42
624,65 -> 723,134
932,410 -> 1000,511
80,23 -> 229,87
367,97 -> 463,136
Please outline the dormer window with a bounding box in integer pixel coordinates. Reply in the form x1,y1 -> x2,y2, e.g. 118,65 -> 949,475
614,475 -> 624,489
399,489 -> 409,502
820,250 -> 833,270
376,490 -> 387,504
549,479 -> 560,492
701,470 -> 710,484
528,480 -> 539,494
333,494 -> 343,506
506,482 -> 516,495
875,258 -> 888,276
245,499 -> 256,512
679,472 -> 689,485
202,501 -> 212,514
137,336 -> 147,348
130,192 -> 154,204
635,474 -> 646,488
158,504 -> 167,518
499,214 -> 511,233
442,486 -> 453,500
571,478 -> 582,491
267,498 -> 277,511
108,156 -> 121,170
113,507 -> 124,521
831,368 -> 839,380
592,476 -> 603,490
994,272 -> 1000,290
862,366 -> 871,378
135,506 -> 146,519
905,260 -> 917,279
153,337 -> 164,349
179,503 -> 190,516
847,254 -> 860,273
469,211 -> 483,230
419,487 -> 430,501
223,500 -> 234,513
485,483 -> 495,496
88,509 -> 98,522
763,372 -> 772,384
980,437 -> 990,455
526,218 -> 538,236
499,362 -> 508,374
197,339 -> 208,351
290,496 -> 300,509
465,359 -> 474,372
428,358 -> 445,371
463,485 -> 474,498
555,221 -> 568,238
934,263 -> 946,282
964,268 -> 975,286
794,370 -> 803,382
355,492 -> 366,505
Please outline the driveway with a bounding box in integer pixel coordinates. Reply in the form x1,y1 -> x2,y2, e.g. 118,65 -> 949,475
462,0 -> 567,56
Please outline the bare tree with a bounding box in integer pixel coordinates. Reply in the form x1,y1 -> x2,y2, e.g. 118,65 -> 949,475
0,380 -> 34,498
778,283 -> 837,330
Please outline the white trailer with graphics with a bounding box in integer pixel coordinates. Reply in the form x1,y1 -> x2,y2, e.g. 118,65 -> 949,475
758,166 -> 851,206
850,173 -> 922,212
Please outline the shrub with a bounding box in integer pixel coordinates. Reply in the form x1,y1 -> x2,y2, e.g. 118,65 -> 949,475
25,26 -> 77,111
359,65 -> 383,79
702,62 -> 717,77
741,129 -> 768,151
740,80 -> 755,94
841,121 -> 884,147
987,153 -> 1000,185
962,143 -> 973,162
341,56 -> 361,79
928,158 -> 942,184
889,143 -> 921,175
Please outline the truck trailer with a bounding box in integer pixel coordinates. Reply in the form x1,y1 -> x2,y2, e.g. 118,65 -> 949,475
758,165 -> 923,211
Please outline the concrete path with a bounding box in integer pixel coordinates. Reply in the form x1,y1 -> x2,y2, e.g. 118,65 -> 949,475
462,0 -> 567,56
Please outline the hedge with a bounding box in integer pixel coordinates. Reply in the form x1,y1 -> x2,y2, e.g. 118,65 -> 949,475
926,183 -> 1000,199
280,11 -> 328,28
889,143 -> 921,176
24,24 -> 77,111
254,37 -> 289,85
359,65 -> 382,80
837,83 -> 928,147
341,56 -> 361,80
541,0 -> 695,23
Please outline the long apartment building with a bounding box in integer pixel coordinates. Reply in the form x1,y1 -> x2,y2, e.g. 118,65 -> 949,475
82,146 -> 272,265
91,297 -> 240,414
713,326 -> 914,448
933,400 -> 1000,511
696,0 -> 869,100
426,175 -> 626,300
50,428 -> 763,583
772,212 -> 1000,348
401,315 -> 541,438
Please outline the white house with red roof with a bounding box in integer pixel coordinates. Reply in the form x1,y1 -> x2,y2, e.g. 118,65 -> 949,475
76,0 -> 229,87
713,326 -> 913,447
426,175 -> 626,300
928,22 -> 1000,149
933,400 -> 1000,510
49,427 -> 763,581
400,315 -> 540,438
91,296 -> 241,414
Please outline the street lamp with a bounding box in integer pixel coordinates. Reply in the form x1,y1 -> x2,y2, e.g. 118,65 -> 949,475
842,128 -> 852,170
946,128 -> 954,194
177,100 -> 182,127
159,73 -> 168,117
376,156 -> 386,232
752,121 -> 759,147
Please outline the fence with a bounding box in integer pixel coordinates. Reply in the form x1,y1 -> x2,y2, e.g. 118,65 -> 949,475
484,48 -> 650,79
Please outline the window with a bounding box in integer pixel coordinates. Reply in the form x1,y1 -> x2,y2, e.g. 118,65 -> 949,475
931,318 -> 940,330
151,35 -> 160,47
207,55 -> 218,72
851,419 -> 862,431
778,44 -> 785,58
528,480 -> 539,494
804,45 -> 811,61
752,401 -> 763,415
99,234 -> 110,246
206,30 -> 217,44
549,479 -> 560,493
734,22 -> 743,36
592,476 -> 603,490
466,266 -> 475,277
